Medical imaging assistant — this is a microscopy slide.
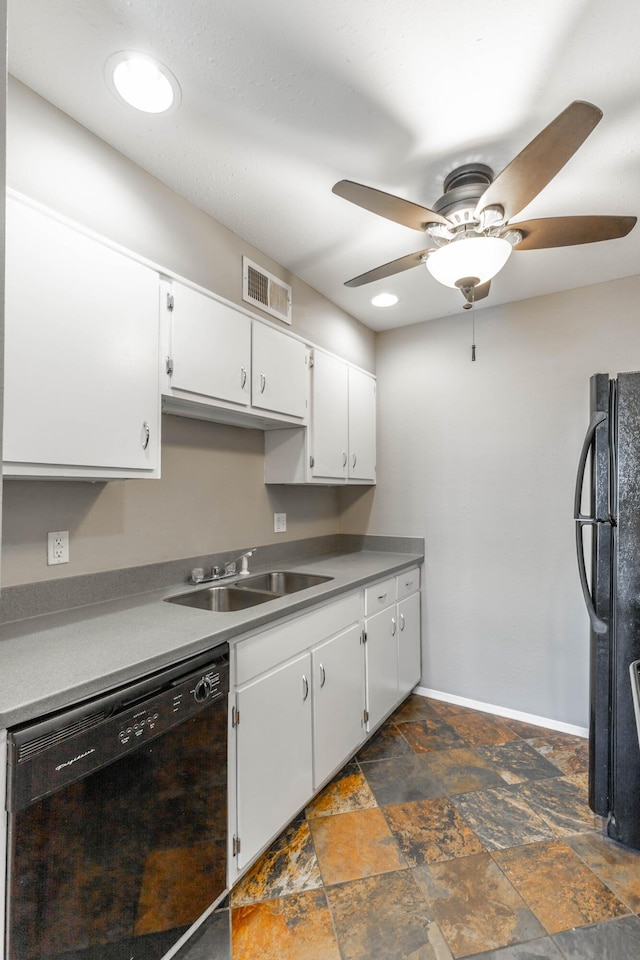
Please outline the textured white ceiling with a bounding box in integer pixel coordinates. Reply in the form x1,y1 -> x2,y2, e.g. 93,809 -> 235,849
7,0 -> 640,330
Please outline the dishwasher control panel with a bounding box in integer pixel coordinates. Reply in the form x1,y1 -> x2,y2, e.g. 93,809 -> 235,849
8,645 -> 229,811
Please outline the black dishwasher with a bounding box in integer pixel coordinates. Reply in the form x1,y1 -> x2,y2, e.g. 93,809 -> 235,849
5,643 -> 229,960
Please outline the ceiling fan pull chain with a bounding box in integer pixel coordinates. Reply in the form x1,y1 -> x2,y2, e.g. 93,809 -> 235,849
471,297 -> 477,362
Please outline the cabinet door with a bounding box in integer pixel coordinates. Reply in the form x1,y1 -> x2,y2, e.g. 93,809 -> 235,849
312,623 -> 365,789
311,351 -> 349,479
4,197 -> 160,476
168,280 -> 251,406
236,652 -> 312,869
348,368 -> 376,481
398,592 -> 422,697
251,323 -> 307,418
365,607 -> 399,729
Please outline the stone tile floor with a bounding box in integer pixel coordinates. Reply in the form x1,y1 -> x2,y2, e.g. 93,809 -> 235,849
176,695 -> 640,959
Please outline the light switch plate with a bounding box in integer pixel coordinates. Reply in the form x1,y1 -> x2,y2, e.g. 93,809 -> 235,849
274,513 -> 287,533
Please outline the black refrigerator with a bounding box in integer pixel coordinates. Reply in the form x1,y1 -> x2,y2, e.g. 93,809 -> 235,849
575,371 -> 640,849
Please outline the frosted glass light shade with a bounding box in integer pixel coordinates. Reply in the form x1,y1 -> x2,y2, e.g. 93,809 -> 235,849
426,236 -> 512,288
106,52 -> 181,113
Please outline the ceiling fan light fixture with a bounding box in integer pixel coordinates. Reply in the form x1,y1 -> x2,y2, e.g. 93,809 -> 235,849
106,52 -> 181,114
426,236 -> 513,289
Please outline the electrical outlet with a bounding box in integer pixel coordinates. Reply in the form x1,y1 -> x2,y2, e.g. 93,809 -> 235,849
47,531 -> 69,565
274,512 -> 287,533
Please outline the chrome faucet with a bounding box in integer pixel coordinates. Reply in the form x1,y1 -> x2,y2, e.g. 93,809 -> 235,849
190,549 -> 255,584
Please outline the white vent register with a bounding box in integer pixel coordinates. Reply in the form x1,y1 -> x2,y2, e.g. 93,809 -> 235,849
243,256 -> 292,324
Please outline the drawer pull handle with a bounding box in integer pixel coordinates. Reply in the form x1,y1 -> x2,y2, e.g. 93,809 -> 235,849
377,592 -> 387,602
405,580 -> 414,589
400,613 -> 405,632
320,664 -> 326,688
342,451 -> 347,468
141,421 -> 150,450
260,373 -> 266,393
241,366 -> 247,389
391,617 -> 397,636
302,674 -> 309,701
352,453 -> 357,468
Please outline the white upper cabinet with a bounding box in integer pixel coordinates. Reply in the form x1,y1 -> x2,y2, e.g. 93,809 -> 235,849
162,279 -> 309,429
263,348 -> 376,485
348,366 -> 376,482
3,195 -> 160,480
166,279 -> 251,406
311,350 -> 349,480
251,322 -> 307,419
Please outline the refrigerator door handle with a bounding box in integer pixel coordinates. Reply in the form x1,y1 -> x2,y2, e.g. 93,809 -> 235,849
574,411 -> 607,521
575,520 -> 608,635
574,409 -> 609,635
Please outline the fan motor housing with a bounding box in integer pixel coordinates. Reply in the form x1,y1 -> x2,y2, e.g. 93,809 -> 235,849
433,163 -> 494,225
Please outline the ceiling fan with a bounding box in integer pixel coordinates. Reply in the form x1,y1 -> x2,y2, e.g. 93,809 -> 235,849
333,101 -> 636,307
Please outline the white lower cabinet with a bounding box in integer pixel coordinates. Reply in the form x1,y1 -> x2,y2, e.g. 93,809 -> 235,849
365,605 -> 401,729
231,573 -> 420,878
398,591 -> 422,698
235,651 -> 313,871
364,567 -> 422,730
312,623 -> 365,790
232,593 -> 363,873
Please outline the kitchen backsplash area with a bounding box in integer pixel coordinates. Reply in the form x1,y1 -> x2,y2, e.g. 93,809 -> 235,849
0,535 -> 424,624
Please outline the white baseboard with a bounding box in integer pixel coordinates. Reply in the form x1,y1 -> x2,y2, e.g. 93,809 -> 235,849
414,686 -> 589,739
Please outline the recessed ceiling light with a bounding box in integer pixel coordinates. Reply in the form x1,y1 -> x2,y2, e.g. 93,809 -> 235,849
371,293 -> 399,308
105,52 -> 181,114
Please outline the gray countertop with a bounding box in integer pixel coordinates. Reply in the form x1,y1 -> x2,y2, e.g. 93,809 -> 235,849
0,550 -> 422,729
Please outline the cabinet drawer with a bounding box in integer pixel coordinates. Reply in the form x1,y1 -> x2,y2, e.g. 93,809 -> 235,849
235,592 -> 362,684
364,577 -> 396,615
397,567 -> 420,600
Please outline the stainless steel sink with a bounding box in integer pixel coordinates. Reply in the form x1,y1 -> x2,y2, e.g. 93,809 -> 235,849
165,586 -> 275,612
236,571 -> 333,594
164,570 -> 333,612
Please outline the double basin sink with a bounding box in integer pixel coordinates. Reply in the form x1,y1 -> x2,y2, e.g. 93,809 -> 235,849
165,571 -> 333,612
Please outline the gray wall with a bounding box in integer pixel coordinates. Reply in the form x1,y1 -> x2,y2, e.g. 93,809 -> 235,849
341,275 -> 640,727
0,5 -> 5,588
2,79 -> 374,587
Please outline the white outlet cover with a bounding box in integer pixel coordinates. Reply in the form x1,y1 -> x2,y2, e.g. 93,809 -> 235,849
274,513 -> 287,533
47,530 -> 69,565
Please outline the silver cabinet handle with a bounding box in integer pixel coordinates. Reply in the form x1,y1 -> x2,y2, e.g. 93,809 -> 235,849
141,421 -> 150,450
302,674 -> 309,701
377,592 -> 387,602
319,664 -> 326,688
260,373 -> 266,393
342,451 -> 347,468
352,453 -> 357,468
405,579 -> 414,590
400,613 -> 405,632
241,366 -> 247,389
391,617 -> 397,636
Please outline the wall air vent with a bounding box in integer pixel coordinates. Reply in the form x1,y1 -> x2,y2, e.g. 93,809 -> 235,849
242,256 -> 292,324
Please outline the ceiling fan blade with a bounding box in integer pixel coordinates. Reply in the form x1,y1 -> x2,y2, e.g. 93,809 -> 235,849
476,101 -> 603,222
344,248 -> 434,287
506,215 -> 637,250
333,180 -> 449,231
